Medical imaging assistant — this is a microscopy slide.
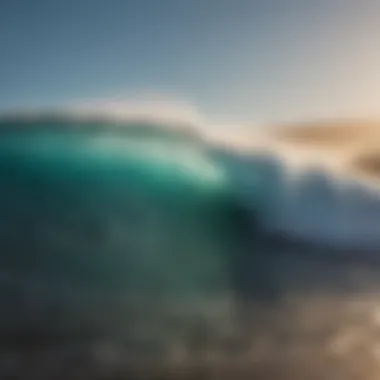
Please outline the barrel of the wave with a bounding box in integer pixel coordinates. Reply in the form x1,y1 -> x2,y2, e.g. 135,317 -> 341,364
0,125 -> 242,346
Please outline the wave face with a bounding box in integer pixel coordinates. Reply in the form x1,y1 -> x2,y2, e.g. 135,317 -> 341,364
0,120 -> 243,295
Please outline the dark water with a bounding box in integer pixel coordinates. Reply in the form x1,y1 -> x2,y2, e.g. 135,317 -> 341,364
1,119 -> 380,379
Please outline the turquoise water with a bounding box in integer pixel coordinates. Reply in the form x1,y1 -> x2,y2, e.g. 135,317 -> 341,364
0,122 -> 253,300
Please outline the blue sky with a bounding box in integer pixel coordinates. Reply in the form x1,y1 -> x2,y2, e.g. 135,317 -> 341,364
1,0 -> 380,124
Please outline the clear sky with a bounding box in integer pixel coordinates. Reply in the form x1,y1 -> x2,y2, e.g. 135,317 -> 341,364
1,0 -> 380,124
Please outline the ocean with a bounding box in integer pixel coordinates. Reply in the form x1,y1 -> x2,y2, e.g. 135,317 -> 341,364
1,116 -> 380,379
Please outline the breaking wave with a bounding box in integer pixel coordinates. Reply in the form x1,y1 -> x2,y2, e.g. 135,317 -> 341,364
1,112 -> 380,297
2,111 -> 380,378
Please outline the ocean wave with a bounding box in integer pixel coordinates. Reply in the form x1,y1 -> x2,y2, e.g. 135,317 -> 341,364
2,111 -> 380,378
2,110 -> 380,251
